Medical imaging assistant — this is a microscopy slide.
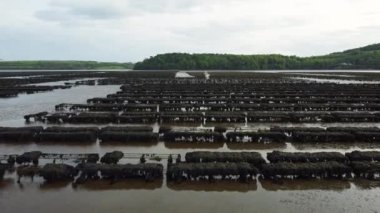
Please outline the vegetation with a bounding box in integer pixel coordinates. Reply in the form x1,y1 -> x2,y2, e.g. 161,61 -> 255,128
134,43 -> 380,70
2,43 -> 379,70
0,60 -> 134,70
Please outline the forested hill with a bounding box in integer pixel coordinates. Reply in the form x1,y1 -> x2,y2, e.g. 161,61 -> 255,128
0,61 -> 134,70
134,44 -> 380,70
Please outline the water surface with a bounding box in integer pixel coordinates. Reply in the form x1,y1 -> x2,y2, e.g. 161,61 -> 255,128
1,71 -> 380,213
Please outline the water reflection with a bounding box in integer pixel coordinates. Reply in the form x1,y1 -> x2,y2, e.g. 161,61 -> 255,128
226,142 -> 286,150
39,181 -> 72,190
164,142 -> 224,149
0,178 -> 14,189
5,176 -> 380,192
36,141 -> 96,147
291,77 -> 380,84
292,142 -> 380,150
100,141 -> 159,148
0,141 -> 35,145
0,85 -> 120,126
260,179 -> 351,191
167,179 -> 257,192
74,179 -> 163,191
160,122 -> 201,127
353,179 -> 380,189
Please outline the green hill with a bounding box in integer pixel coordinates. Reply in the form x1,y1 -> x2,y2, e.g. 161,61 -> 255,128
134,44 -> 380,70
0,61 -> 134,70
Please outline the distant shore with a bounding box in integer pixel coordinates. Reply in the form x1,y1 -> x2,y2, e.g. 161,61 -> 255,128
0,61 -> 134,70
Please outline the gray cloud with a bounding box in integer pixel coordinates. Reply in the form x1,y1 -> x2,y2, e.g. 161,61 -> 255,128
35,0 -> 126,23
0,0 -> 379,62
127,0 -> 200,13
34,0 -> 206,23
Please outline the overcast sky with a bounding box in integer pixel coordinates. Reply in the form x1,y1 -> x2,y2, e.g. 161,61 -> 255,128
0,0 -> 379,62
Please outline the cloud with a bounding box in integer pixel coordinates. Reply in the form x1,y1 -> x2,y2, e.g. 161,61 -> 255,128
126,0 -> 203,13
0,0 -> 380,61
35,0 -> 126,23
34,0 -> 208,24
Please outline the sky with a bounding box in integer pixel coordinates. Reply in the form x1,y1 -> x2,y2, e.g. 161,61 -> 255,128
0,0 -> 379,62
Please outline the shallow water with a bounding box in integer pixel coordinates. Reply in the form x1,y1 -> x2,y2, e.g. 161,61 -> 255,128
186,69 -> 380,73
291,77 -> 380,84
0,85 -> 120,126
286,73 -> 356,78
1,72 -> 380,213
1,174 -> 380,213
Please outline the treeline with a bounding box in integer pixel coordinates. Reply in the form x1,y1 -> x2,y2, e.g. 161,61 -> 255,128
134,44 -> 380,70
0,61 -> 134,70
